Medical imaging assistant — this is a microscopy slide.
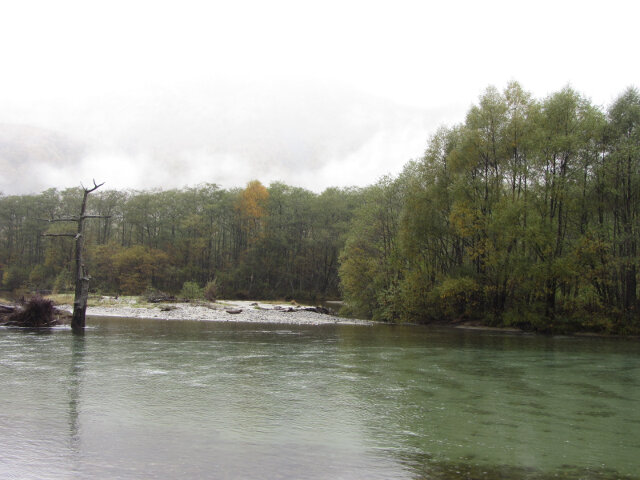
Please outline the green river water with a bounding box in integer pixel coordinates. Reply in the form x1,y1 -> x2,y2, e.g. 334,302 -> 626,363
1,317 -> 639,479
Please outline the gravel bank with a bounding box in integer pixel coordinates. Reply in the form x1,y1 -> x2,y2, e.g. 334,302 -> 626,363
60,300 -> 373,326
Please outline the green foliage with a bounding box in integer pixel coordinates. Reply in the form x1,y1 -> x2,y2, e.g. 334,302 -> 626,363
1,83 -> 640,334
339,177 -> 407,319
203,280 -> 218,301
28,264 -> 50,289
1,179 -> 359,301
436,276 -> 480,320
338,82 -> 640,334
2,265 -> 28,291
52,270 -> 73,294
180,281 -> 203,300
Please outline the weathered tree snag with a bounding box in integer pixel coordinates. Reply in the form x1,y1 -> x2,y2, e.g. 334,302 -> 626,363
71,264 -> 90,332
43,180 -> 107,334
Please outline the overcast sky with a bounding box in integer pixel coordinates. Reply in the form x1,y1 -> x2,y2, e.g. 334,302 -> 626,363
1,0 -> 638,194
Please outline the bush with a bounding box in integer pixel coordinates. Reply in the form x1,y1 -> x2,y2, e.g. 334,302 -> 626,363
180,281 -> 203,300
28,265 -> 51,290
373,284 -> 403,322
2,266 -> 28,291
203,280 -> 218,301
53,270 -> 73,294
437,276 -> 480,320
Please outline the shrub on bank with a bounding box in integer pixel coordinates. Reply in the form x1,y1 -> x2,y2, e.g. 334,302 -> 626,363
180,281 -> 203,300
203,280 -> 217,301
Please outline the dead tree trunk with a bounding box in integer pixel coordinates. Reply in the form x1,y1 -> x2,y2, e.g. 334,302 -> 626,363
71,188 -> 90,332
44,180 -> 107,333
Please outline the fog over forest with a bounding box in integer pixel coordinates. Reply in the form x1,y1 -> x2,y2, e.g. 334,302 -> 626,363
1,1 -> 637,195
0,82 -> 440,194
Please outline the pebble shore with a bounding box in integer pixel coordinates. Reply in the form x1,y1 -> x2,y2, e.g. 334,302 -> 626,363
60,300 -> 373,326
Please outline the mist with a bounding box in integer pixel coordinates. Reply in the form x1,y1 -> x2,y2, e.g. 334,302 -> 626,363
1,0 -> 638,195
0,81 -> 442,194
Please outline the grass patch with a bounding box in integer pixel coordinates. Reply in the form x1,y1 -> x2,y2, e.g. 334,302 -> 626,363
253,299 -> 312,306
44,294 -> 146,308
45,293 -> 75,305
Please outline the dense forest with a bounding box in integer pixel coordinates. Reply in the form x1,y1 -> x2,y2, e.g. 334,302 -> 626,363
0,181 -> 361,301
1,82 -> 639,333
341,83 -> 640,333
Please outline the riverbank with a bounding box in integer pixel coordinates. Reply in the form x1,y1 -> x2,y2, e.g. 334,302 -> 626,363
56,298 -> 373,326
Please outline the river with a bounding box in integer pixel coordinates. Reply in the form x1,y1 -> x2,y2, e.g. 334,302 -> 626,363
1,317 -> 638,479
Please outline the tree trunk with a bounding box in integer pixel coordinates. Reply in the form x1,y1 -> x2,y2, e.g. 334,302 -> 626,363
71,265 -> 90,332
71,189 -> 90,333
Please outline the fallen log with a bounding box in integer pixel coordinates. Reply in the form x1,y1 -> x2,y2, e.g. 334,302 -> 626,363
302,306 -> 335,315
0,304 -> 16,315
272,305 -> 336,315
273,305 -> 296,312
147,292 -> 177,303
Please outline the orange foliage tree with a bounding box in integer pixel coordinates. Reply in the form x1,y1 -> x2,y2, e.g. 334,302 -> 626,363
236,180 -> 269,240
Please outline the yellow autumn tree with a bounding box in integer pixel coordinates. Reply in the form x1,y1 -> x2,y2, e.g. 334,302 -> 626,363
236,180 -> 269,239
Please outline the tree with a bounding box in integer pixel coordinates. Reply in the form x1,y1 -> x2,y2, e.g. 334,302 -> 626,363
339,177 -> 406,320
43,181 -> 107,333
607,87 -> 640,318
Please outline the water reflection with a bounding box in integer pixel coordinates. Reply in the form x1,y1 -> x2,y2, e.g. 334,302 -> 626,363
68,333 -> 85,454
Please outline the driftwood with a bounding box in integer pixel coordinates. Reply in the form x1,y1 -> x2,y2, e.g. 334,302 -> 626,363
272,305 -> 336,315
302,306 -> 335,315
1,297 -> 71,328
0,304 -> 16,315
225,308 -> 243,314
147,292 -> 177,303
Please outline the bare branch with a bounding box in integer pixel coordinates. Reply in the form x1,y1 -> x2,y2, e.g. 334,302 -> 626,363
39,217 -> 80,223
84,179 -> 105,194
43,233 -> 77,238
39,214 -> 109,223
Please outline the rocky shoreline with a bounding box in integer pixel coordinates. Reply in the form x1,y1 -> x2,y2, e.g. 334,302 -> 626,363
58,299 -> 374,326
